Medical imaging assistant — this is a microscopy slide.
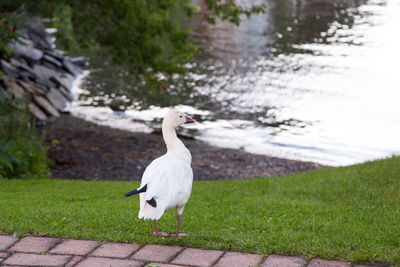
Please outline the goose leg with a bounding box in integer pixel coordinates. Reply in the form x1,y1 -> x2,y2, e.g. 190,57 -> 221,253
152,220 -> 169,237
175,214 -> 189,237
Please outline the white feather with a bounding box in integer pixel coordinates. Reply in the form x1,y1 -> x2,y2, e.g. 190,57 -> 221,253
137,109 -> 194,221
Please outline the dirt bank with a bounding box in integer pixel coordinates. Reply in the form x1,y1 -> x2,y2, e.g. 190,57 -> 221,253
42,114 -> 323,181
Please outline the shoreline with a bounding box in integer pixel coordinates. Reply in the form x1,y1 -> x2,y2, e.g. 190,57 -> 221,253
42,114 -> 324,181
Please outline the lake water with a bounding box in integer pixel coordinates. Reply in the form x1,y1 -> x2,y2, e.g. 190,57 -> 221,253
72,0 -> 400,166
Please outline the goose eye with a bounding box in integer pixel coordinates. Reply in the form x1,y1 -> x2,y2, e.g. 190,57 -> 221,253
179,115 -> 183,118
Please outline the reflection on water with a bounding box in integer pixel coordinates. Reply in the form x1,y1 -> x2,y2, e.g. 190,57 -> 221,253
73,0 -> 400,166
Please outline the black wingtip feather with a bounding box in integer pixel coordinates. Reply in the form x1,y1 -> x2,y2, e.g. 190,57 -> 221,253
124,190 -> 138,197
124,184 -> 147,197
146,198 -> 157,207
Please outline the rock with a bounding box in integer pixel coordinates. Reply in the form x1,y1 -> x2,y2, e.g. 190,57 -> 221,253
43,54 -> 63,68
36,77 -> 57,90
45,27 -> 58,35
44,51 -> 63,62
49,74 -> 74,90
42,61 -> 60,71
57,86 -> 75,101
109,97 -> 126,111
15,28 -> 30,40
18,72 -> 35,82
31,64 -> 61,80
10,57 -> 31,71
9,41 -> 44,61
33,95 -> 60,117
1,60 -> 20,78
8,58 -> 35,81
69,56 -> 88,68
2,21 -> 83,121
33,81 -> 48,91
25,20 -> 53,50
1,76 -> 26,98
44,50 -> 64,60
31,64 -> 73,89
63,58 -> 82,76
46,88 -> 69,112
28,103 -> 48,121
18,80 -> 47,95
9,83 -> 26,99
25,20 -> 47,39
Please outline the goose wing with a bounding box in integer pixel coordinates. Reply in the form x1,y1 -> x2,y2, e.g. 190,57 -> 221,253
138,155 -> 193,220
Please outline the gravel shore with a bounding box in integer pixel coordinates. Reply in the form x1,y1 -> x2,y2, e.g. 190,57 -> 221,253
42,114 -> 323,181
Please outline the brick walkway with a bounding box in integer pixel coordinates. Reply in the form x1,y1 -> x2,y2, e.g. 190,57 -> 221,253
0,235 -> 390,267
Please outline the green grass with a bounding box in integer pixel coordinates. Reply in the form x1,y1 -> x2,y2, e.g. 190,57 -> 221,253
1,157 -> 399,264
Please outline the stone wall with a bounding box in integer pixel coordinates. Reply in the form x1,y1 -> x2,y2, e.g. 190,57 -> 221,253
0,21 -> 86,121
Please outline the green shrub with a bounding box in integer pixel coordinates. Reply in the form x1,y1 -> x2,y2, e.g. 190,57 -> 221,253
0,88 -> 49,179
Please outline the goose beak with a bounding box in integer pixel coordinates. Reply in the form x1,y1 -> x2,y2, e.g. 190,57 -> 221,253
184,115 -> 196,124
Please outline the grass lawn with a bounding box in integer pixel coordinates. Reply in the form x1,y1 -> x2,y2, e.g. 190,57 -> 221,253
0,156 -> 399,264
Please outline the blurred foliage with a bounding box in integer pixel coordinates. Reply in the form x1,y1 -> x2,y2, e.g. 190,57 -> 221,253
52,5 -> 77,51
204,0 -> 266,25
0,88 -> 50,179
0,0 -> 265,76
0,6 -> 24,56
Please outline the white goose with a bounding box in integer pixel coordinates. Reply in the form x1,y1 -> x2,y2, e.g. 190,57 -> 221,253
125,109 -> 196,237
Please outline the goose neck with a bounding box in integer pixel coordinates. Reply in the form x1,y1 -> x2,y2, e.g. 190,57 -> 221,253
162,123 -> 179,152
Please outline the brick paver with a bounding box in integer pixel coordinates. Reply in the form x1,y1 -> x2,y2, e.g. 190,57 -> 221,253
0,235 -> 394,267
9,236 -> 60,253
308,259 -> 351,267
2,252 -> 71,266
214,251 -> 263,267
91,242 -> 141,258
65,255 -> 84,267
0,235 -> 18,250
263,255 -> 306,267
145,263 -> 189,267
171,248 -> 224,267
50,239 -> 99,255
75,256 -> 143,267
132,244 -> 183,262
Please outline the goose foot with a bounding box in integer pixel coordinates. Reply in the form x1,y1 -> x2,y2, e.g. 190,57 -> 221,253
152,231 -> 170,237
174,233 -> 189,237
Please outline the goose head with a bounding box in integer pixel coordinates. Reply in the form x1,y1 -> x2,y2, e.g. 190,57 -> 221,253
163,109 -> 196,128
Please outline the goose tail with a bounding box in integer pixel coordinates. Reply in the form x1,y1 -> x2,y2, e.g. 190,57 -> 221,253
138,197 -> 165,220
